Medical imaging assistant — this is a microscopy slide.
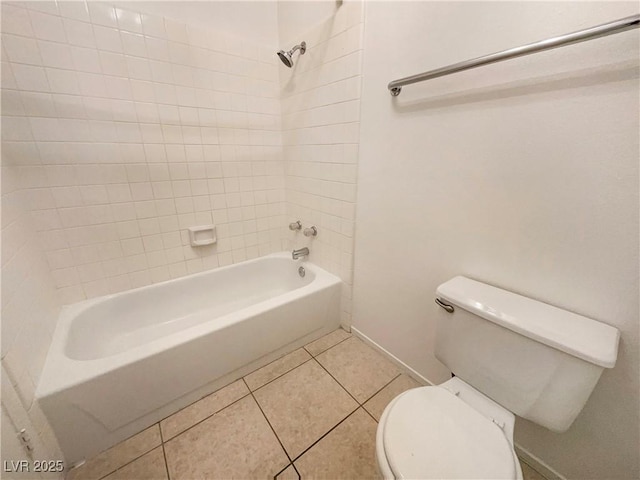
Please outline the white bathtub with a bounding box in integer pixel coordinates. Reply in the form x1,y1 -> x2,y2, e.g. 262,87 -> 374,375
36,253 -> 341,464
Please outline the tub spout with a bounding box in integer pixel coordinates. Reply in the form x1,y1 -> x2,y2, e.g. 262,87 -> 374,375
292,247 -> 309,260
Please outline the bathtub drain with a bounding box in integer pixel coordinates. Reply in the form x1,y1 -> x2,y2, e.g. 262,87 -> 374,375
298,266 -> 305,277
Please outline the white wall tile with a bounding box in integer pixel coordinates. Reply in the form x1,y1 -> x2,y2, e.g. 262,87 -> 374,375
38,40 -> 75,70
64,17 -> 96,48
121,31 -> 147,57
87,2 -> 118,28
1,4 -> 35,37
46,68 -> 80,95
28,10 -> 67,43
58,1 -> 90,22
115,7 -> 142,34
2,34 -> 42,65
93,24 -> 123,53
140,12 -> 166,39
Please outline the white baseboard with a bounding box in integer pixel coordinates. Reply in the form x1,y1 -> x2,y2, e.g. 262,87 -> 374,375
350,326 -> 566,480
515,444 -> 566,480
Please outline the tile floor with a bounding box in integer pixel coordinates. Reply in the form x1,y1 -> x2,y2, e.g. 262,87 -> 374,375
67,328 -> 548,480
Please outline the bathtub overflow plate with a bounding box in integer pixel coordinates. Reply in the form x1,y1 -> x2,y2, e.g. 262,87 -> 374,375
298,266 -> 306,277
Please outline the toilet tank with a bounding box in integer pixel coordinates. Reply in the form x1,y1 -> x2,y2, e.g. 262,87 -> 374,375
434,276 -> 619,433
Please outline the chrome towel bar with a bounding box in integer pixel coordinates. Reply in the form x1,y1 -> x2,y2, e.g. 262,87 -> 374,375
388,14 -> 640,96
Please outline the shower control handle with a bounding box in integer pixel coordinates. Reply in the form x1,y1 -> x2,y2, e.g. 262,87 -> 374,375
303,226 -> 317,237
289,221 -> 302,231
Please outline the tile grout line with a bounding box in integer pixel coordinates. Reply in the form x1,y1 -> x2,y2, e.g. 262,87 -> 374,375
160,391 -> 252,443
93,440 -> 160,480
272,462 -> 294,480
312,336 -> 406,409
158,423 -> 172,480
242,377 -> 294,476
303,330 -> 352,358
289,404 -> 361,464
250,356 -> 315,394
154,379 -> 259,438
310,343 -> 404,423
361,405 -> 380,424
362,373 -> 402,406
247,350 -> 315,393
291,461 -> 302,480
311,355 -> 362,407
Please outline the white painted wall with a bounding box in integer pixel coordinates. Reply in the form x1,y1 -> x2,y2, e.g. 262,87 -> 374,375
353,2 -> 639,479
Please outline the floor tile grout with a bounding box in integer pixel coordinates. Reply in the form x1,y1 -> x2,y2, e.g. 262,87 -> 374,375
246,347 -> 312,389
303,330 -> 352,358
272,462 -> 292,480
311,335 -> 406,408
289,404 -> 361,464
311,352 -> 401,410
312,355 -> 362,404
291,461 -> 302,480
242,377 -> 294,475
160,391 -> 252,443
154,378 -> 248,430
94,443 -> 159,480
249,356 -> 315,394
361,372 -> 402,406
362,405 -> 380,424
158,425 -> 171,480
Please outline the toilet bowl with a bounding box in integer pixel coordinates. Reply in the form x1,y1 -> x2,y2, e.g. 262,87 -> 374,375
376,378 -> 523,480
374,276 -> 620,480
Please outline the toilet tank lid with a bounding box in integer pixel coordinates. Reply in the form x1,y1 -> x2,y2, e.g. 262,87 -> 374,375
436,276 -> 620,368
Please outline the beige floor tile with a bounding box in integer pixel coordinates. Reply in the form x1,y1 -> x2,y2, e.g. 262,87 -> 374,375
521,461 -> 548,480
67,425 -> 161,480
102,447 -> 167,480
160,379 -> 249,440
164,395 -> 288,479
244,348 -> 311,391
253,360 -> 358,459
275,465 -> 299,480
363,374 -> 421,421
295,408 -> 378,479
316,337 -> 400,403
304,328 -> 351,356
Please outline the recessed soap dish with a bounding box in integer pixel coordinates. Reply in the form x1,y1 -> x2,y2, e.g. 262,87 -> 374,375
188,225 -> 217,247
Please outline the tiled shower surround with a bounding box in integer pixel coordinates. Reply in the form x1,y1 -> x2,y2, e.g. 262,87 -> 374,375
1,1 -> 286,305
280,4 -> 363,325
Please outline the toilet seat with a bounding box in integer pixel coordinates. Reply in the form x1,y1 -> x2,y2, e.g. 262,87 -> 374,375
380,386 -> 518,479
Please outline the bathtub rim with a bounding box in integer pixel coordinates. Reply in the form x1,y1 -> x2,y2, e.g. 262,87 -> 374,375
36,252 -> 341,399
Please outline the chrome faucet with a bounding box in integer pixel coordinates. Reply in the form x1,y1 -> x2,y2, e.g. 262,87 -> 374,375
292,247 -> 309,260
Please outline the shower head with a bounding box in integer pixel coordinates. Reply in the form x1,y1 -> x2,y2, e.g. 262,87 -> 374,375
277,41 -> 306,68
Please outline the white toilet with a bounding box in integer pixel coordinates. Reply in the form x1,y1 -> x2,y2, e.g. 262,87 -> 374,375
376,276 -> 620,479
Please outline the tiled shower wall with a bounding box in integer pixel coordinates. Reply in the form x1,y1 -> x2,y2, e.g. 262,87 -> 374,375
1,1 -> 286,305
279,1 -> 364,325
1,164 -> 59,406
1,164 -> 64,469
